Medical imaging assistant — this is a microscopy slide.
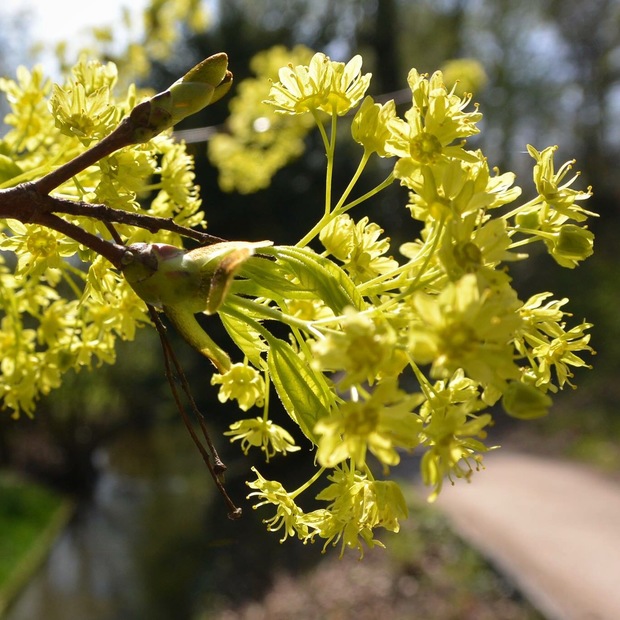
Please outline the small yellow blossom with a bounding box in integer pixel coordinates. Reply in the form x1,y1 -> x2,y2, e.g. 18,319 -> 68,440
409,274 -> 523,397
50,76 -> 119,145
246,468 -> 308,541
314,379 -> 423,468
351,96 -> 397,157
544,224 -> 595,269
311,308 -> 398,388
211,363 -> 265,410
266,52 -> 371,116
528,145 -> 594,222
387,69 -> 482,173
225,417 -> 300,460
320,215 -> 399,283
420,403 -> 492,501
531,322 -> 594,389
308,465 -> 408,557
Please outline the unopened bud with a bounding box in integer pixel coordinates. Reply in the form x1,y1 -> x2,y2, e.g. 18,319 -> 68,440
122,240 -> 271,313
554,224 -> 594,261
129,53 -> 233,143
502,381 -> 552,419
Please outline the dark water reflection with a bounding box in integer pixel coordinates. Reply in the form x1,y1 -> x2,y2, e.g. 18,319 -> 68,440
6,423 -> 323,620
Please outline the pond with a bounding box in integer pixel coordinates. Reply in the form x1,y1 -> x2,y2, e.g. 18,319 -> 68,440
5,423 -> 323,620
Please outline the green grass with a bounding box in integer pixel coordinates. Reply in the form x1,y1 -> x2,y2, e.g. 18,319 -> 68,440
0,473 -> 72,614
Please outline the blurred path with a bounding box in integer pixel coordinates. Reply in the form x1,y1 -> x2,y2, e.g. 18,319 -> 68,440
433,452 -> 620,620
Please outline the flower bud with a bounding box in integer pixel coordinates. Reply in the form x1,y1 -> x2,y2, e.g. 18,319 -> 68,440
515,209 -> 540,230
351,96 -> 396,157
129,53 -> 233,143
553,224 -> 594,261
122,240 -> 271,313
502,381 -> 552,419
319,214 -> 355,260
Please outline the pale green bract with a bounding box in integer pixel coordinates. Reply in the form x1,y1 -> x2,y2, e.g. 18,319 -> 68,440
0,51 -> 596,557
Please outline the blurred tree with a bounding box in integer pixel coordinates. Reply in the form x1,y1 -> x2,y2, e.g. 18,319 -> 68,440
548,0 -> 620,209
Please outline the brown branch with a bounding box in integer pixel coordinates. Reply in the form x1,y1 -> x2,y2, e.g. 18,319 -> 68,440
48,195 -> 225,245
0,183 -> 128,268
148,306 -> 242,520
33,117 -> 138,196
0,180 -> 225,269
35,211 -> 128,268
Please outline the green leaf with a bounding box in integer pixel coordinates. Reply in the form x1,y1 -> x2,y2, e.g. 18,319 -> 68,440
219,310 -> 268,369
232,256 -> 301,301
267,337 -> 334,443
261,245 -> 365,314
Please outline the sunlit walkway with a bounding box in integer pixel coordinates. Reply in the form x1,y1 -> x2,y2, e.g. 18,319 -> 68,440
435,452 -> 620,620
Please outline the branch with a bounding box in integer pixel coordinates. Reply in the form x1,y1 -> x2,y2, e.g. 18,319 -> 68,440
0,183 -> 128,268
33,118 -> 137,196
48,195 -> 225,245
148,306 -> 242,520
0,55 -> 234,264
0,179 -> 225,270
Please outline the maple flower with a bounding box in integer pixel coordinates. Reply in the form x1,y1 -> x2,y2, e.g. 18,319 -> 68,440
531,322 -> 594,389
305,465 -> 408,557
50,58 -> 120,145
266,52 -> 371,116
351,96 -> 397,157
225,417 -> 300,461
420,402 -> 492,501
314,379 -> 423,468
211,362 -> 265,410
246,468 -> 308,541
387,68 -> 482,173
409,274 -> 523,398
311,308 -> 398,388
320,214 -> 399,283
528,145 -> 593,222
543,224 -> 595,269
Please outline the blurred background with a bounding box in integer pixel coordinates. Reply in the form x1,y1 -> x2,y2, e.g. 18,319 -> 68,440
0,1 -> 618,618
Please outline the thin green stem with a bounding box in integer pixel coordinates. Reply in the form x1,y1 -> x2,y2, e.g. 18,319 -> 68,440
324,112 -> 338,216
377,215 -> 446,311
333,149 -> 371,212
312,110 -> 331,153
296,171 -> 395,249
290,466 -> 326,500
508,230 -> 544,249
338,171 -> 395,214
407,354 -> 436,401
357,261 -> 412,294
261,370 -> 271,422
62,269 -> 86,300
501,197 -> 542,221
225,295 -> 317,335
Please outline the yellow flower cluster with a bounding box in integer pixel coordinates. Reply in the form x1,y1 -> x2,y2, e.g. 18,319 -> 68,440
224,51 -> 596,552
1,50 -> 596,557
0,57 -> 206,417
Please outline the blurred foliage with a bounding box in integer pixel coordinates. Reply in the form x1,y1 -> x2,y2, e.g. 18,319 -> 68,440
0,475 -> 64,586
0,472 -> 70,615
